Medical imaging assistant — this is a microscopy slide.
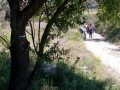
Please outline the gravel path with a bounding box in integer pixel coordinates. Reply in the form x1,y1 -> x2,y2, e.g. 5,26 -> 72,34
85,33 -> 120,73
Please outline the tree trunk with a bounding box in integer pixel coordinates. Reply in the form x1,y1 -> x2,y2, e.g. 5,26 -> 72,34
7,0 -> 47,89
9,21 -> 30,90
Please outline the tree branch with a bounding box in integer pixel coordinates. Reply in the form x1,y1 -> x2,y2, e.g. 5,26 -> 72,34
29,20 -> 38,54
25,30 -> 32,35
0,35 -> 10,46
38,0 -> 70,57
38,16 -> 41,49
26,0 -> 70,89
20,0 -> 47,25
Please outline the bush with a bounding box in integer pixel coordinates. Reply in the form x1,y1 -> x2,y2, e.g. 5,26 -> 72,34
0,51 -> 10,90
96,21 -> 120,44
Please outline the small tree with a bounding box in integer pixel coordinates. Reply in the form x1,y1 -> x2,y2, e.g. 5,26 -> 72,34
7,0 -> 87,89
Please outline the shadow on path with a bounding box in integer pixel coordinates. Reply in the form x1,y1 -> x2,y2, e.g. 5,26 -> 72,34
107,48 -> 120,53
85,38 -> 107,42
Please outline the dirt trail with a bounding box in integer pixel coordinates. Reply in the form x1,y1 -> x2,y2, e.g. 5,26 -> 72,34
85,33 -> 120,73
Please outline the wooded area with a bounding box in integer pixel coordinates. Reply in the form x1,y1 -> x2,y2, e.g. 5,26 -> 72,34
0,0 -> 120,90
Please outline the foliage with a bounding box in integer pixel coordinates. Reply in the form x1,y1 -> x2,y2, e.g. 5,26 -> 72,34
33,0 -> 87,31
96,0 -> 120,44
26,0 -> 88,55
30,30 -> 120,90
95,21 -> 120,44
5,0 -> 120,89
0,51 -> 10,90
0,35 -> 10,49
97,0 -> 120,22
1,29 -> 120,89
26,1 -> 88,79
54,2 -> 86,31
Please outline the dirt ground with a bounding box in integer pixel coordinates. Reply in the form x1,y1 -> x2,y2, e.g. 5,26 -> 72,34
85,33 -> 120,73
85,33 -> 120,82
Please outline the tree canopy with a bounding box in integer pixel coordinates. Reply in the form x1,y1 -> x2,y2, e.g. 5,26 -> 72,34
6,0 -> 88,89
97,0 -> 120,22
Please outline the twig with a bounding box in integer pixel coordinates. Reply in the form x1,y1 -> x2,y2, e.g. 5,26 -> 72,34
32,17 -> 35,39
25,30 -> 32,35
45,2 -> 49,20
38,18 -> 41,48
0,35 -> 10,46
38,10 -> 45,50
29,20 -> 38,54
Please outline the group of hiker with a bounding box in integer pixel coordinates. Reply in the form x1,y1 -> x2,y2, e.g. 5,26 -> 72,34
79,24 -> 96,39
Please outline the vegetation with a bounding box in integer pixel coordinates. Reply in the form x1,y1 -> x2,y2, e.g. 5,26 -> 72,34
96,21 -> 120,44
97,0 -> 120,22
0,51 -> 10,90
0,0 -> 9,22
0,29 -> 120,90
96,0 -> 120,44
0,28 -> 10,48
0,0 -> 120,89
5,0 -> 88,89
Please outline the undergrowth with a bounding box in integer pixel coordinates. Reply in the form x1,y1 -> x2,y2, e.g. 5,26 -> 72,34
0,28 -> 120,90
0,51 -> 10,90
0,27 -> 10,49
96,21 -> 120,45
30,30 -> 120,90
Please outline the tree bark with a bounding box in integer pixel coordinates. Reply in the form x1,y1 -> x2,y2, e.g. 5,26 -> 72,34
9,22 -> 30,90
8,1 -> 30,89
7,0 -> 47,89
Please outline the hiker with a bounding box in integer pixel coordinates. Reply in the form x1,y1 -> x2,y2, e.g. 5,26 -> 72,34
79,26 -> 86,40
92,25 -> 96,33
88,24 -> 93,38
86,24 -> 90,33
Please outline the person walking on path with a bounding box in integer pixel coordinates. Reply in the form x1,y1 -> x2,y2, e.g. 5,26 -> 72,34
88,24 -> 93,38
91,25 -> 96,37
92,25 -> 96,33
79,26 -> 86,40
86,24 -> 90,33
